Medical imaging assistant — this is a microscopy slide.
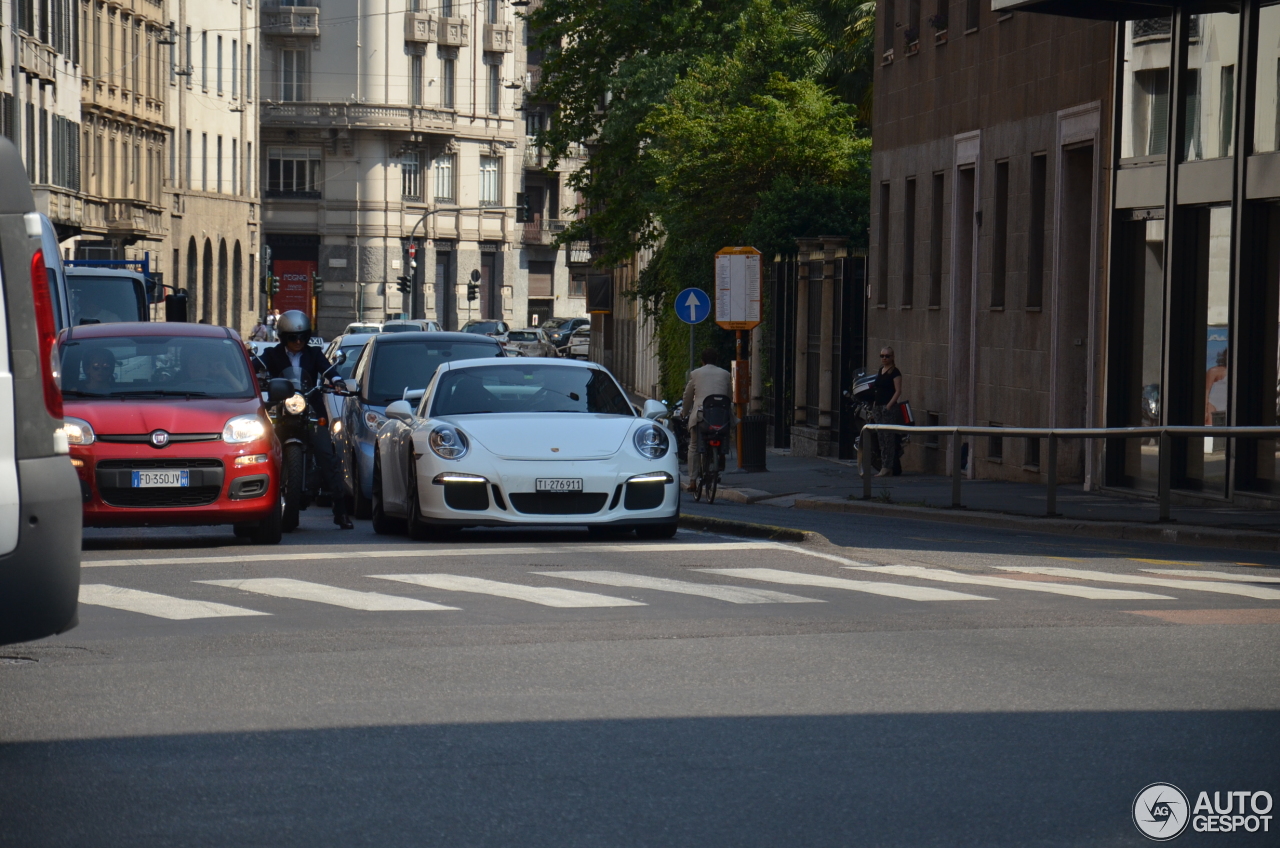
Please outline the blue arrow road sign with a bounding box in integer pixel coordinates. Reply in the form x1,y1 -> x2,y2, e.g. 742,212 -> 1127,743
675,287 -> 711,325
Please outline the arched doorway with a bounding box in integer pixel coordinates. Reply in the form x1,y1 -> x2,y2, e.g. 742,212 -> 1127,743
217,240 -> 229,327
186,238 -> 198,316
201,239 -> 214,323
232,242 -> 244,332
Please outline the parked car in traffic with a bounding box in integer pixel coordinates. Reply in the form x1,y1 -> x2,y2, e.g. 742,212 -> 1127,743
373,359 -> 678,538
567,325 -> 591,360
338,332 -> 504,517
460,319 -> 510,344
503,328 -> 559,358
383,319 -> 442,333
0,136 -> 81,645
343,322 -> 383,335
60,322 -> 283,544
540,316 -> 590,351
321,332 -> 376,425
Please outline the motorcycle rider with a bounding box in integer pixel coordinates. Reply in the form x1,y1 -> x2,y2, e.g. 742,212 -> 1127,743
259,310 -> 353,530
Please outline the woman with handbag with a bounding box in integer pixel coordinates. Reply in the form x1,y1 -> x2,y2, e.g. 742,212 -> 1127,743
873,347 -> 904,477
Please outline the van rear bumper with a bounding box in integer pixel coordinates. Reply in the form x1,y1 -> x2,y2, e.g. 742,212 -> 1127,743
0,456 -> 82,645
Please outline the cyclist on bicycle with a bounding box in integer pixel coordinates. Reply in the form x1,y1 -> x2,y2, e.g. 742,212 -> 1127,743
681,348 -> 733,492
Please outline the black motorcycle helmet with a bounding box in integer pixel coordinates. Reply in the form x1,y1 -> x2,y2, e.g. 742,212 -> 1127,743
276,310 -> 312,345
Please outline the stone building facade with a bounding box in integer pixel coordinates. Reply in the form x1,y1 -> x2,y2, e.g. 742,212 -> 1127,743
259,0 -> 587,338
870,0 -> 1115,485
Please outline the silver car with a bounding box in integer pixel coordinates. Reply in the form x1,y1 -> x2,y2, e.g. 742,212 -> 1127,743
503,328 -> 558,358
567,325 -> 591,360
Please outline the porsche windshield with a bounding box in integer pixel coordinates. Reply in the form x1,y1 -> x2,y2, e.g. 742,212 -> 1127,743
432,364 -> 633,416
60,335 -> 255,398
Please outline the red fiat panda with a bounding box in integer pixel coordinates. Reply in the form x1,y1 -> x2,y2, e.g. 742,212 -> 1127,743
59,322 -> 283,543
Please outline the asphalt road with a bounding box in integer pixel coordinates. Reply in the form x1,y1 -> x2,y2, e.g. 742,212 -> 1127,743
2,505 -> 1279,847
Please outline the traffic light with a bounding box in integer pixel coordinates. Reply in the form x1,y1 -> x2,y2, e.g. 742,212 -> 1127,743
515,192 -> 532,223
466,282 -> 478,302
396,275 -> 412,295
312,274 -> 324,295
269,275 -> 280,295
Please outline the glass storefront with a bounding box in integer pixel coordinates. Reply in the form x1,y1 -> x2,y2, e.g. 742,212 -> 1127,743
1253,2 -> 1280,153
1121,18 -> 1173,160
1182,11 -> 1240,162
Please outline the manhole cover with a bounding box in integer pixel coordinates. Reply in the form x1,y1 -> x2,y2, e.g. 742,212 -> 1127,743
0,656 -> 37,665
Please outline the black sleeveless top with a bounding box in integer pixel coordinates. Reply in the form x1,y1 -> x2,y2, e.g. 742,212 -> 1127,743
873,367 -> 901,405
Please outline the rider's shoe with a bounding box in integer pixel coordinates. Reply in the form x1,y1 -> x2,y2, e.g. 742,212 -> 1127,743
334,515 -> 354,529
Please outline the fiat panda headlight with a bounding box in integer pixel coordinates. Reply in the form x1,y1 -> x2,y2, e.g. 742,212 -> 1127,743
428,424 -> 469,460
223,414 -> 267,444
633,423 -> 670,459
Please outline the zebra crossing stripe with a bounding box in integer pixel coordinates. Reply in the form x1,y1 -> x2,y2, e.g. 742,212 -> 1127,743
197,578 -> 459,611
78,584 -> 270,620
841,565 -> 1175,600
992,566 -> 1280,600
534,570 -> 823,604
695,568 -> 992,602
1140,568 -> 1280,584
371,574 -> 645,608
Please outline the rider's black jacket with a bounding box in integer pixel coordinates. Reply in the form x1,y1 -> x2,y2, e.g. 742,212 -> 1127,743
259,344 -> 337,392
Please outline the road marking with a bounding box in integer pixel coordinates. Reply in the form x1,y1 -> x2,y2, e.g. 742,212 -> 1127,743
695,568 -> 992,602
81,541 -> 787,569
1139,568 -> 1280,584
992,566 -> 1280,600
534,570 -> 823,604
371,574 -> 645,608
79,584 -> 269,620
1130,557 -> 1204,567
841,565 -> 1176,600
196,578 -> 460,611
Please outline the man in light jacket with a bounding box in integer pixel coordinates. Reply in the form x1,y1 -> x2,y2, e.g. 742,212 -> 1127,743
681,348 -> 733,489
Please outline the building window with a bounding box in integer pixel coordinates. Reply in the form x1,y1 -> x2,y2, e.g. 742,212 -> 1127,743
185,27 -> 193,89
929,172 -> 943,308
232,40 -> 238,98
402,151 -> 421,200
232,138 -> 238,195
1129,69 -> 1170,158
440,52 -> 456,108
876,182 -> 890,306
434,152 -> 455,202
280,49 -> 307,101
246,45 -> 253,100
217,35 -> 223,94
247,142 -> 253,194
266,147 -> 321,197
441,0 -> 452,15
1027,153 -> 1046,309
410,54 -> 423,106
987,425 -> 1003,462
902,177 -> 916,308
570,273 -> 585,298
1218,64 -> 1236,159
485,0 -> 498,24
201,132 -> 208,191
883,0 -> 895,53
479,155 -> 501,206
1024,437 -> 1040,471
1252,4 -> 1280,154
965,0 -> 980,31
526,110 -> 545,138
991,159 -> 1009,309
185,129 -> 192,188
1182,12 -> 1239,162
487,63 -> 500,114
201,30 -> 208,91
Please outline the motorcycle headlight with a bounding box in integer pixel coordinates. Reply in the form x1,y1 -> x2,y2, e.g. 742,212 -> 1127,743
633,423 -> 670,459
284,393 -> 307,415
61,416 -> 95,446
428,424 -> 469,460
223,414 -> 267,444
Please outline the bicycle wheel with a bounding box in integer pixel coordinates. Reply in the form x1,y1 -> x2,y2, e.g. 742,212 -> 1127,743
707,472 -> 718,504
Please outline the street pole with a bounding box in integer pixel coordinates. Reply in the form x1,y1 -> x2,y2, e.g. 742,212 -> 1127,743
735,329 -> 745,470
688,324 -> 694,378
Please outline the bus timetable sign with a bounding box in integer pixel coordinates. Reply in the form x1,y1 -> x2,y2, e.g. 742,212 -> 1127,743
714,246 -> 762,331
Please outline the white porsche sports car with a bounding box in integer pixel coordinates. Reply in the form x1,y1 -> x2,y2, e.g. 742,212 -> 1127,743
371,358 -> 679,539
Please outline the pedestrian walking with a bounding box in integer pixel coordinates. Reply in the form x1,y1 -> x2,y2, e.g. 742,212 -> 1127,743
873,347 -> 903,477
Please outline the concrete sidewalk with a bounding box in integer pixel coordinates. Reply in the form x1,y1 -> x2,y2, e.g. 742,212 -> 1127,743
681,449 -> 1280,551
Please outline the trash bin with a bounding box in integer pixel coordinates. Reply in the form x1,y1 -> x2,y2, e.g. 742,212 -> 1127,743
741,413 -> 768,472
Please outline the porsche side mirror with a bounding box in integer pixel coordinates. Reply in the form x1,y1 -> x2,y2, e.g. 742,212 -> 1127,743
641,399 -> 667,420
385,400 -> 416,423
267,378 -> 294,403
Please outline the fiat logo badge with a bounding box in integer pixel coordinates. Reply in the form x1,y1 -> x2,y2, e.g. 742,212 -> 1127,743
150,430 -> 170,448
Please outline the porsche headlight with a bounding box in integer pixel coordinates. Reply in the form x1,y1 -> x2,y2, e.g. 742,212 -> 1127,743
223,414 -> 267,444
428,424 -> 469,460
365,410 -> 387,430
633,423 -> 670,459
284,393 -> 307,415
61,416 -> 95,446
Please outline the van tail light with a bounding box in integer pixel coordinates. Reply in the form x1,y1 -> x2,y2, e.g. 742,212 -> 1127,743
29,249 -> 63,420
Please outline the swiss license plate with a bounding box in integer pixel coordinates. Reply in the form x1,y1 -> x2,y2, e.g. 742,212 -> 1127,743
132,470 -> 189,488
536,478 -> 583,492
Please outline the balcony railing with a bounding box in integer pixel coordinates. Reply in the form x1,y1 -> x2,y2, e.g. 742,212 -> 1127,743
521,217 -> 569,245
1132,17 -> 1171,41
262,5 -> 320,37
262,101 -> 456,132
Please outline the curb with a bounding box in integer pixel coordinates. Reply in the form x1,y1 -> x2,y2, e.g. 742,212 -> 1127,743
678,513 -> 810,543
791,497 -> 1280,553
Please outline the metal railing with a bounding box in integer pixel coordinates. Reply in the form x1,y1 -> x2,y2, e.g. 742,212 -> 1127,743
859,424 -> 1280,521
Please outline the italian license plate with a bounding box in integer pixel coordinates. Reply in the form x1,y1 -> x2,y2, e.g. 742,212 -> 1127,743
536,478 -> 583,492
132,470 -> 189,488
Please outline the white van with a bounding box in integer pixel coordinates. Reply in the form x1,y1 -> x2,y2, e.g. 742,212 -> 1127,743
0,136 -> 82,644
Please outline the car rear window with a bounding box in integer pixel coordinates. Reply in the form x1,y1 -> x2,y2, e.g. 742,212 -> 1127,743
507,331 -> 537,342
61,335 -> 255,399
367,341 -> 502,405
463,322 -> 503,335
432,364 -> 632,416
